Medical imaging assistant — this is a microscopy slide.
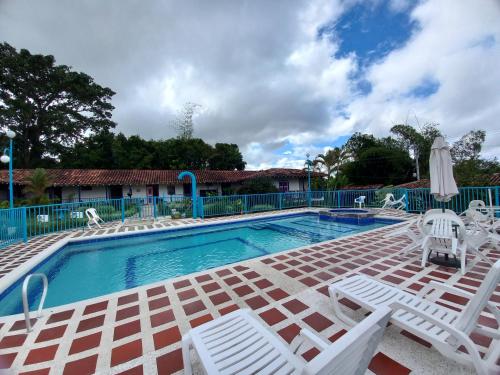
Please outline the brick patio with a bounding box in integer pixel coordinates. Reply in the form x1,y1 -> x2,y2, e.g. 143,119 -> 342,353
0,208 -> 497,374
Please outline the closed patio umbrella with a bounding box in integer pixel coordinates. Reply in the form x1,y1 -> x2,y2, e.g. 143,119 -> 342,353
429,136 -> 458,204
428,136 -> 459,267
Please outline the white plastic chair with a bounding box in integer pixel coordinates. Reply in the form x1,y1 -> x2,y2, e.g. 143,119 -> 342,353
182,307 -> 391,375
354,195 -> 366,208
85,208 -> 104,229
421,211 -> 468,274
36,214 -> 49,223
329,259 -> 500,375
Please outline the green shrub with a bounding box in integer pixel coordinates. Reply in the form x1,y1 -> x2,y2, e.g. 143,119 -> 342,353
250,204 -> 275,212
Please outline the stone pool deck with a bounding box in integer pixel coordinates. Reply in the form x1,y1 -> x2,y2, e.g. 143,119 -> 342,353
0,208 -> 497,374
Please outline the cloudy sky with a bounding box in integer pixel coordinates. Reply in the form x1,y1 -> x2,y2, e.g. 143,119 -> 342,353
1,0 -> 499,169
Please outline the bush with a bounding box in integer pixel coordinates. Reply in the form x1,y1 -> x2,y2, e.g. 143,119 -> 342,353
238,177 -> 278,194
250,204 -> 275,212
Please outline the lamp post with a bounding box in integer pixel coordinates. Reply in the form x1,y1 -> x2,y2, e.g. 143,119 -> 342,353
1,129 -> 15,209
305,153 -> 312,192
305,153 -> 313,208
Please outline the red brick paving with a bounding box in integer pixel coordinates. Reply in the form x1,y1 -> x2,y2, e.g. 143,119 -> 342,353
0,209 -> 496,374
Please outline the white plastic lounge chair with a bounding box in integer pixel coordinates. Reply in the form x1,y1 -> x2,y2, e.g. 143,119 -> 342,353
354,195 -> 366,208
329,259 -> 500,375
464,224 -> 497,267
381,193 -> 406,210
85,208 -> 104,229
380,193 -> 395,209
421,211 -> 468,274
182,307 -> 391,375
391,194 -> 406,210
461,200 -> 491,226
385,215 -> 424,257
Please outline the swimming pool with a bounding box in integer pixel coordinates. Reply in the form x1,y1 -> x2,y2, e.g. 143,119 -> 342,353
0,213 -> 400,316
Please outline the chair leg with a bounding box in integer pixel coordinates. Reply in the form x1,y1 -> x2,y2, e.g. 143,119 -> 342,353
182,334 -> 193,375
460,251 -> 466,275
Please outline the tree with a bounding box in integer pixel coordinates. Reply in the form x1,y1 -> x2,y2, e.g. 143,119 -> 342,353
209,143 -> 246,170
313,147 -> 348,178
59,130 -> 116,168
0,43 -> 115,168
24,168 -> 52,204
451,130 -> 485,163
170,102 -> 201,140
390,122 -> 441,180
450,130 -> 499,185
344,133 -> 378,159
342,146 -> 413,185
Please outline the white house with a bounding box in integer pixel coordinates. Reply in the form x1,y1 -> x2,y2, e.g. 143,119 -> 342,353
0,168 -> 320,202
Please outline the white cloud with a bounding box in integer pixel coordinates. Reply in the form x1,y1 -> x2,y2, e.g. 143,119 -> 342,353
0,0 -> 498,168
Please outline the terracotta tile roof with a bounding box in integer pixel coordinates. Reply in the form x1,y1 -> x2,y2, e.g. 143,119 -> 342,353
396,173 -> 500,188
339,184 -> 384,190
395,179 -> 431,189
0,168 -> 316,187
490,172 -> 500,186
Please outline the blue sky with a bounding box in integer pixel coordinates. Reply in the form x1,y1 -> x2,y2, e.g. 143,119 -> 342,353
2,0 -> 499,169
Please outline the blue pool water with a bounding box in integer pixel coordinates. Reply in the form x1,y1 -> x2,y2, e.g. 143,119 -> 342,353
0,213 -> 400,316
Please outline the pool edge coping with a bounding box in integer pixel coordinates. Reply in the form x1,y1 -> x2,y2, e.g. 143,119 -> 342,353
0,208 -> 411,321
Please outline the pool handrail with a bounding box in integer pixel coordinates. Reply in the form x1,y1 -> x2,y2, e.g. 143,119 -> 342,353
22,273 -> 48,333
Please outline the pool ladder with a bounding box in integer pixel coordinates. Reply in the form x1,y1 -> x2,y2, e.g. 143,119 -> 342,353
22,273 -> 48,333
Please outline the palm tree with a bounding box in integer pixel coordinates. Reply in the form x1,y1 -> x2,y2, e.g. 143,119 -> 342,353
24,168 -> 52,204
314,146 -> 349,178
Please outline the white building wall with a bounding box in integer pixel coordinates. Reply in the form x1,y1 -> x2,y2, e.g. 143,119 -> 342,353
62,186 -> 108,200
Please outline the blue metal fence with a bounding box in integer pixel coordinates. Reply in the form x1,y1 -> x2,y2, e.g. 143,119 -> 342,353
1,186 -> 499,249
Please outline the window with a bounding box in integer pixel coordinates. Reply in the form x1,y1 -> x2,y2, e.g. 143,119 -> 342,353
167,185 -> 176,195
278,181 -> 289,192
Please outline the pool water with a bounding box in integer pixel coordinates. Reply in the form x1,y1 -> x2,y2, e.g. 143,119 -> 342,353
0,213 -> 399,316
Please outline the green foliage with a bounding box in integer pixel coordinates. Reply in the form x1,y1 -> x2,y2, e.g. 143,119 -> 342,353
342,146 -> 413,185
209,143 -> 246,170
250,204 -> 275,212
59,131 -> 246,170
0,42 -> 115,168
23,168 -> 52,204
313,147 -> 348,178
390,123 -> 441,178
237,177 -> 278,194
451,130 -> 485,163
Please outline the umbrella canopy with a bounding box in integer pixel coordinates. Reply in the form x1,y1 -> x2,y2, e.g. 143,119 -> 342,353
429,136 -> 458,202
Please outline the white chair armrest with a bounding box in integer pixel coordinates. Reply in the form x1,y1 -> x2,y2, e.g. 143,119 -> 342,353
389,301 -> 485,373
299,328 -> 330,350
425,282 -> 500,329
290,328 -> 330,354
427,281 -> 474,298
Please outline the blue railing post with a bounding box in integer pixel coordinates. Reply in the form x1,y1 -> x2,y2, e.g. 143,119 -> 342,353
121,198 -> 125,223
279,193 -> 282,210
22,207 -> 28,242
337,190 -> 341,208
199,198 -> 204,219
244,195 -> 248,214
307,191 -> 311,207
405,189 -> 409,213
153,197 -> 157,219
495,187 -> 499,218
